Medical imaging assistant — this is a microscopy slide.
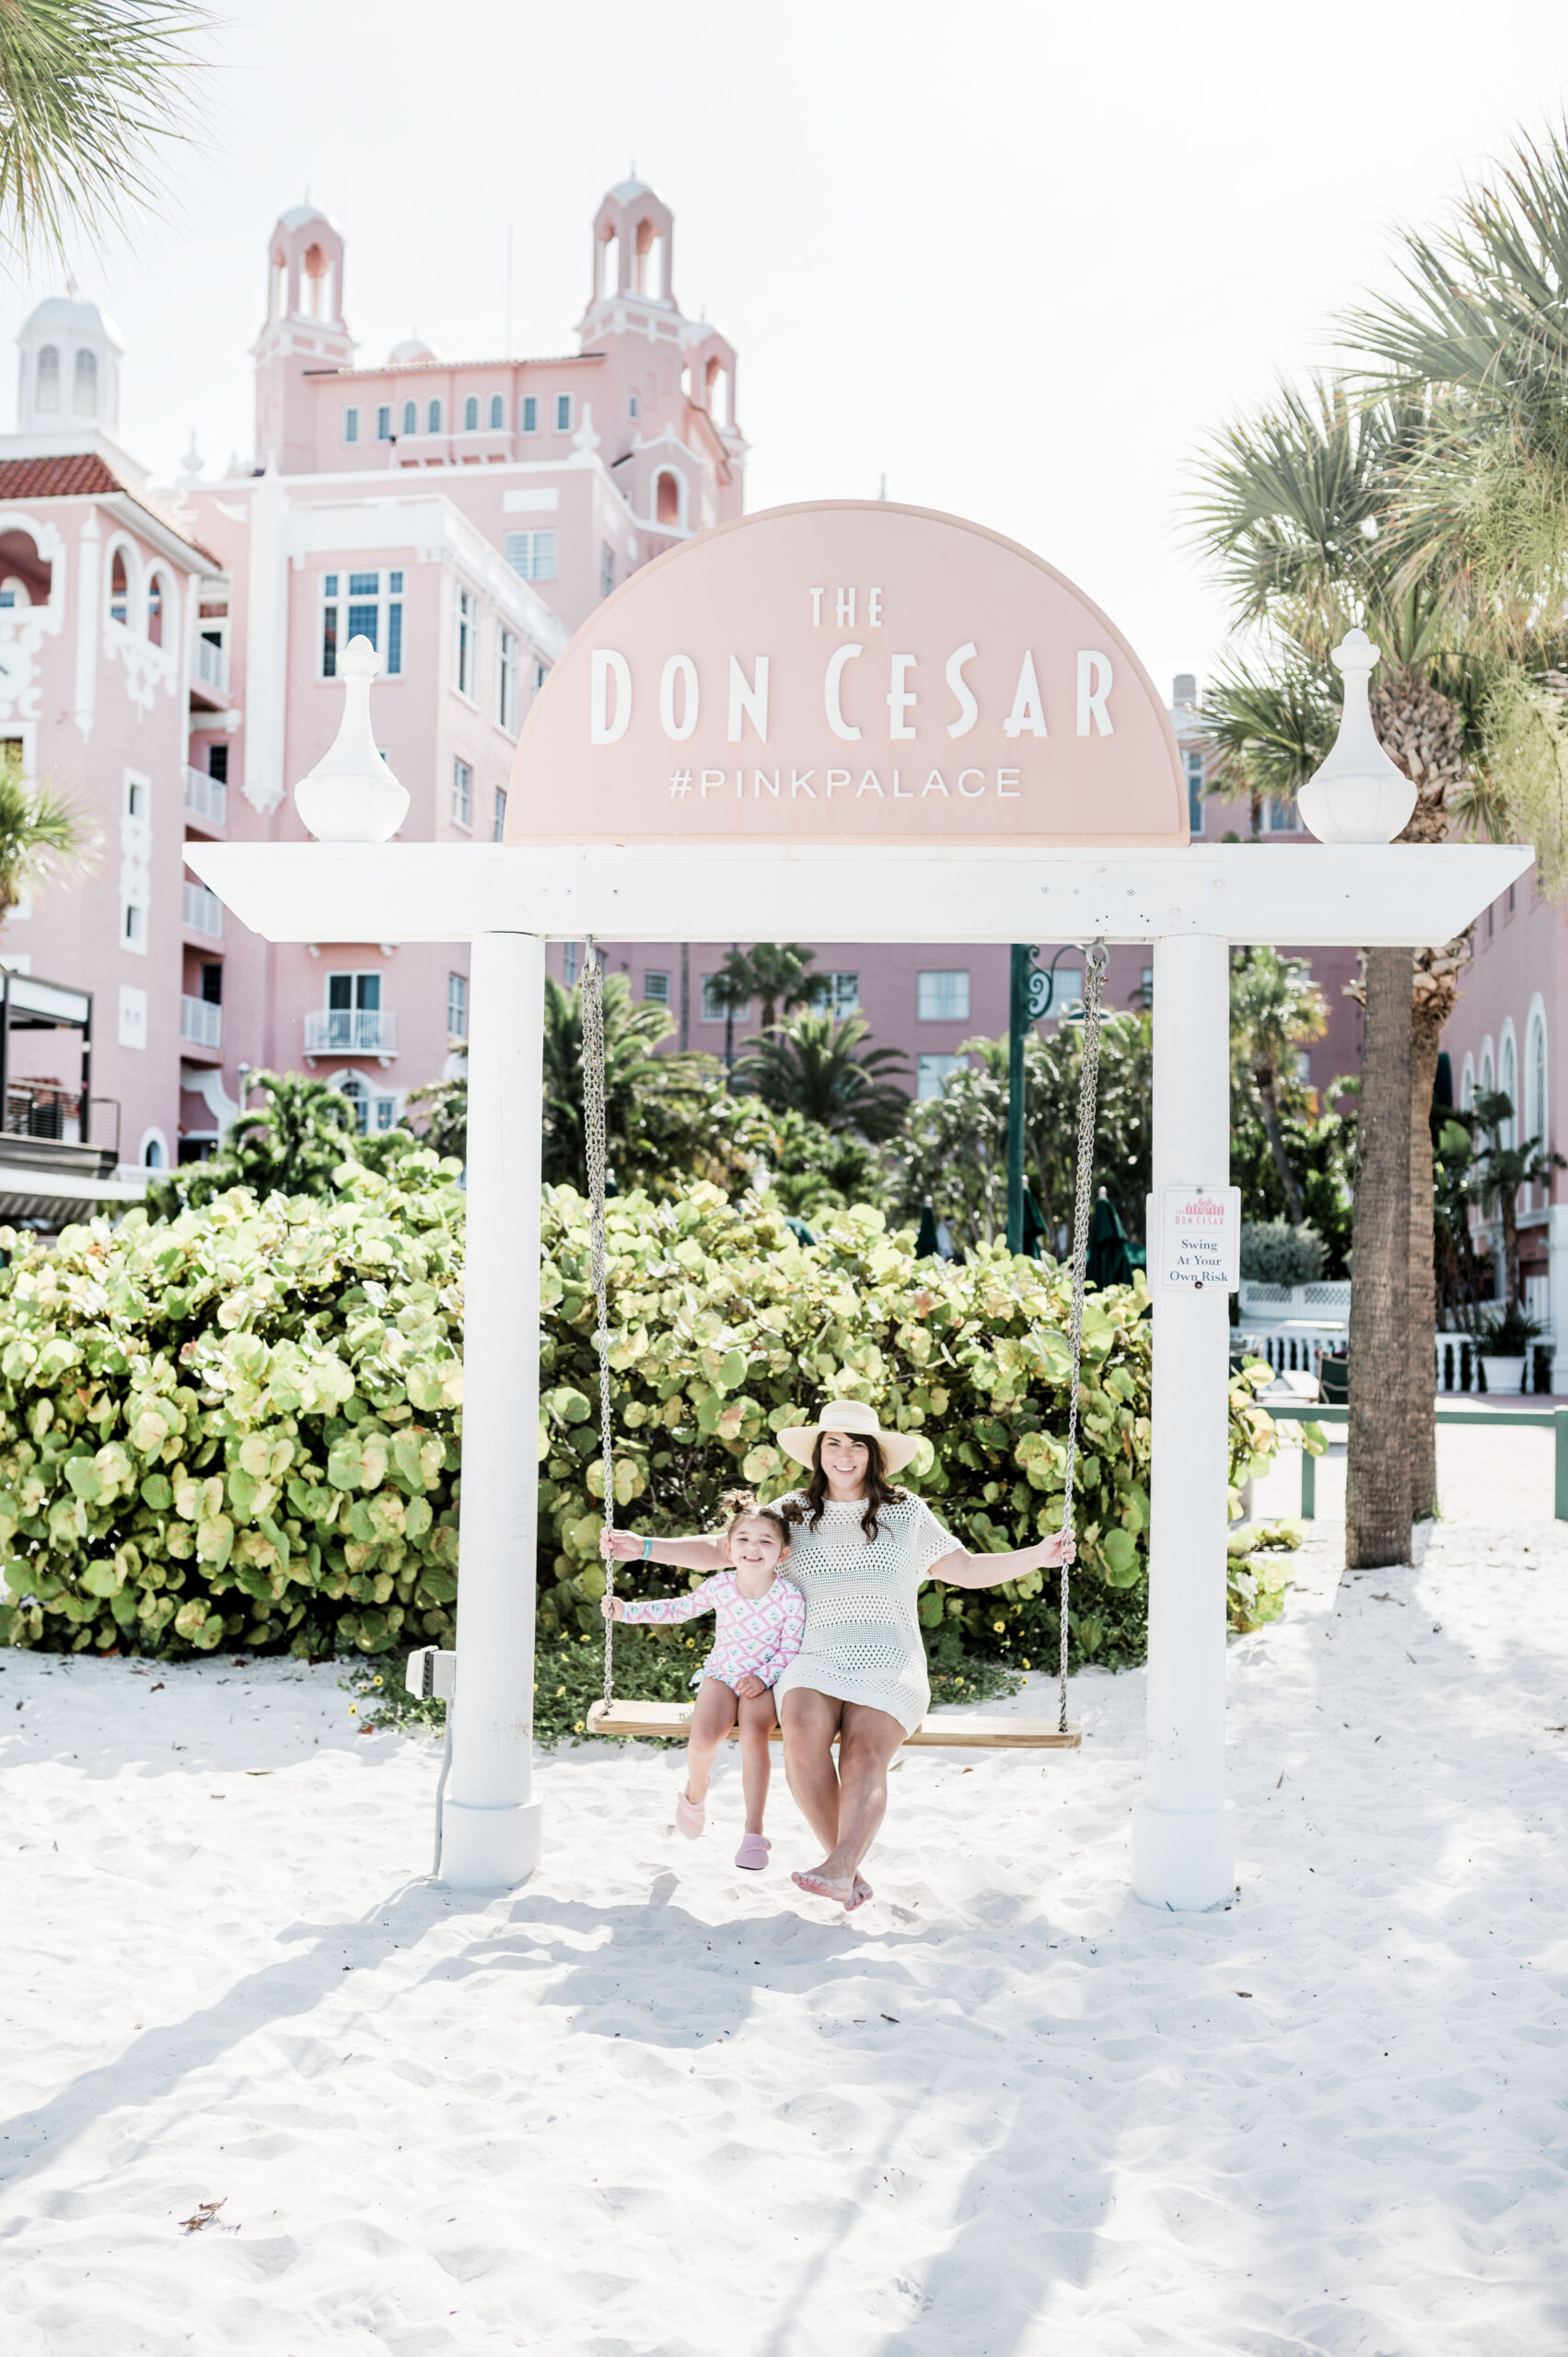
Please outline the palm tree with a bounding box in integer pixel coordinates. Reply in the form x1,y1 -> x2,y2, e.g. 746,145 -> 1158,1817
1467,1087 -> 1565,1308
541,970 -> 754,1195
0,748 -> 91,926
1228,948 -> 1328,1226
704,942 -> 830,1040
152,1071 -> 356,1214
0,0 -> 209,271
734,1009 -> 910,1143
1191,377 -> 1481,1548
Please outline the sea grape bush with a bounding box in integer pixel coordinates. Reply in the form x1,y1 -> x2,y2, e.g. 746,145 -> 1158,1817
538,1183 -> 1282,1677
0,1155 -> 466,1658
0,1167 -> 1283,1678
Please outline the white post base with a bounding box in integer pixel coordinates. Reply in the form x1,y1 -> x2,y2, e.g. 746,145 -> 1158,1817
1131,1799 -> 1236,1911
438,1798 -> 544,1892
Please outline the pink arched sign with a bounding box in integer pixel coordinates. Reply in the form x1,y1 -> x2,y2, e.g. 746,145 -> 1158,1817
505,501 -> 1187,846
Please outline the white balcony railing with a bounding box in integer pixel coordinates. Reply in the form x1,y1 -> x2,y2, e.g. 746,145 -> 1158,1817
303,1006 -> 397,1056
182,880 -> 223,939
192,636 -> 229,696
180,994 -> 222,1049
183,766 -> 227,828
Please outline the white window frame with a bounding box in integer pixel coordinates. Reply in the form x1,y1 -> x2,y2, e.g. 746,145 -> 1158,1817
917,970 -> 970,1023
497,624 -> 518,734
451,758 -> 472,829
447,970 -> 470,1039
120,767 -> 150,958
643,970 -> 670,1006
401,398 -> 417,437
488,393 -> 504,430
521,393 -> 539,434
563,943 -> 581,988
320,568 -> 404,680
454,585 -> 478,701
1186,749 -> 1205,836
554,392 -> 572,433
1527,997 -> 1549,1150
343,406 -> 360,445
823,970 -> 859,1016
1500,1023 -> 1518,1150
492,785 -> 508,842
376,404 -> 391,442
700,976 -> 749,1025
463,395 -> 479,433
426,397 -> 443,435
917,1053 -> 962,1101
505,530 -> 557,583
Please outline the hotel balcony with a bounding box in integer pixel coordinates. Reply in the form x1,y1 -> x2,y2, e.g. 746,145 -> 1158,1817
303,1007 -> 398,1058
180,995 -> 222,1051
182,880 -> 224,941
183,766 -> 228,833
190,635 -> 230,711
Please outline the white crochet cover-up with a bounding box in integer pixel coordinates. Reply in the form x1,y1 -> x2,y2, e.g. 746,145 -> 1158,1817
772,1490 -> 958,1736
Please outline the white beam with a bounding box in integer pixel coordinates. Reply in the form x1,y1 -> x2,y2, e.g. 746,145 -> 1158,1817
1132,935 -> 1235,1910
185,840 -> 1531,951
436,932 -> 545,1890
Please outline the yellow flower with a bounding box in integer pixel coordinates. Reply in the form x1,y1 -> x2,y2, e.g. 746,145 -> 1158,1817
373,1675 -> 383,1688
993,1620 -> 1005,1633
555,1685 -> 566,1697
573,1720 -> 585,1733
1022,1657 -> 1031,1669
348,1703 -> 357,1714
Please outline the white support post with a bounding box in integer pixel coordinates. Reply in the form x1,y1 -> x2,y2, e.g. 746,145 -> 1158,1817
438,931 -> 545,1889
1132,933 -> 1236,1910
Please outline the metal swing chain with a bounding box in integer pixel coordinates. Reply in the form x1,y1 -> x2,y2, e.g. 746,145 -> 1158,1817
1055,939 -> 1109,1735
579,938 -> 619,1711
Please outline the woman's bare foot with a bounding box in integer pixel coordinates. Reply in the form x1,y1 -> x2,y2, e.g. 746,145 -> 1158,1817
844,1875 -> 873,1912
791,1865 -> 854,1905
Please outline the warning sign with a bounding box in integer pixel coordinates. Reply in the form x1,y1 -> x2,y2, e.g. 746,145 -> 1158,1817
1151,1185 -> 1241,1294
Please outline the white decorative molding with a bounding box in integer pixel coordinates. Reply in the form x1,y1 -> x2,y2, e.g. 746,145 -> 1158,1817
181,1062 -> 238,1137
74,506 -> 98,739
0,507 -> 66,726
242,460 -> 289,812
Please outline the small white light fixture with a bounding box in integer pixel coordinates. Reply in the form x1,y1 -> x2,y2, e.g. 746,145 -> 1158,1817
294,634 -> 409,842
1296,629 -> 1416,845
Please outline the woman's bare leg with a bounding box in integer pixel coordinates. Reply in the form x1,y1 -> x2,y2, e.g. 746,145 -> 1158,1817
683,1678 -> 738,1804
814,1704 -> 905,1889
736,1691 -> 776,1834
779,1688 -> 843,1853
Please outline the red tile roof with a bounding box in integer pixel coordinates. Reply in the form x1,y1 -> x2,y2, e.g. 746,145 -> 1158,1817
0,451 -> 219,565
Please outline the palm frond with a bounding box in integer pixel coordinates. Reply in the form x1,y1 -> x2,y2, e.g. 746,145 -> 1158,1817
0,0 -> 210,269
1195,657 -> 1340,805
0,751 -> 96,912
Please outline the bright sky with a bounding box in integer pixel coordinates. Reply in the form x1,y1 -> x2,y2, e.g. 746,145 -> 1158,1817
7,0 -> 1566,693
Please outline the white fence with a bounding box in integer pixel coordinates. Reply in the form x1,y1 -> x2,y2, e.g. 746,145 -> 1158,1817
180,995 -> 222,1049
183,766 -> 227,828
303,1007 -> 397,1055
181,880 -> 223,938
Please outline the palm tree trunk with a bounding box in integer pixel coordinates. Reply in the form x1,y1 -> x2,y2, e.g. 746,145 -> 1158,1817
1501,1187 -> 1521,1303
1346,948 -> 1413,1569
1256,1073 -> 1306,1224
1407,999 -> 1445,1525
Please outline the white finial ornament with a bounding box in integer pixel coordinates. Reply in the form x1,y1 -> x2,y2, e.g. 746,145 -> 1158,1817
294,636 -> 409,842
1296,629 -> 1417,845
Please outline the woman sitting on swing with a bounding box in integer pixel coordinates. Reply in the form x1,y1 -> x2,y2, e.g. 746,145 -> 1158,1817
600,1399 -> 1074,1911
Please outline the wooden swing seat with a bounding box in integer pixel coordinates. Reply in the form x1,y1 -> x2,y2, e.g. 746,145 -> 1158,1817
585,1699 -> 1081,1750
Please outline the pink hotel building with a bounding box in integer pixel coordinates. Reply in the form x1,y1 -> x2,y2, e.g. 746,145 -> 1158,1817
0,175 -> 1549,1351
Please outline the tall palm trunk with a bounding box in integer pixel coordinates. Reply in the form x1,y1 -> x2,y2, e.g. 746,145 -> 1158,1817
1347,947 -> 1414,1568
1375,668 -> 1471,1531
1255,1066 -> 1307,1223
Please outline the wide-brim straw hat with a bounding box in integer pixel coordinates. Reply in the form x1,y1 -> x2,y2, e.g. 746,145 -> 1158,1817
776,1398 -> 922,1474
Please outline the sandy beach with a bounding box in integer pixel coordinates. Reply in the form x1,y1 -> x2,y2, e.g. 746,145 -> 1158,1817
3,1423 -> 1564,2355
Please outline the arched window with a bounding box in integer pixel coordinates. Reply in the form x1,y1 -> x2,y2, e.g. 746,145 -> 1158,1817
0,576 -> 30,610
599,228 -> 620,298
488,393 -> 503,429
633,219 -> 663,298
463,396 -> 479,432
656,470 -> 679,527
1481,1039 -> 1495,1105
402,399 -> 417,436
303,242 -> 332,320
705,357 -> 728,428
427,398 -> 442,435
145,571 -> 166,646
1529,1012 -> 1548,1147
110,548 -> 129,627
1501,1030 -> 1517,1149
338,1073 -> 368,1134
73,347 -> 97,417
1460,1053 -> 1475,1112
144,1139 -> 164,1168
272,250 -> 287,319
35,344 -> 59,412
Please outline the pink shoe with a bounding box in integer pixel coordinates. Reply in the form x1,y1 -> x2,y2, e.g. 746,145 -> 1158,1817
675,1787 -> 705,1839
735,1832 -> 771,1872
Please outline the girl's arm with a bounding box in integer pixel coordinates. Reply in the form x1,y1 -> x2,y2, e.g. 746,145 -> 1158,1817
753,1580 -> 807,1686
601,1529 -> 729,1572
926,1532 -> 1076,1591
618,1574 -> 724,1627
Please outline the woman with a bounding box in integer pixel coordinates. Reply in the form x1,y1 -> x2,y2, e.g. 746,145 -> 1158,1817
600,1399 -> 1074,1911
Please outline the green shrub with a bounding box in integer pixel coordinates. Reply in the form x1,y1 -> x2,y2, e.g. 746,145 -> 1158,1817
0,1156 -> 467,1659
0,1169 -> 1283,1689
538,1184 -> 1281,1680
1238,1219 -> 1328,1286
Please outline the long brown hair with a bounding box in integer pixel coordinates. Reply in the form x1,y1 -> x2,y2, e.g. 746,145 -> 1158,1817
784,1433 -> 905,1543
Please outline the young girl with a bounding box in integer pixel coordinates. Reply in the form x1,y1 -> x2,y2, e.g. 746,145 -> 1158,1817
600,1499 -> 804,1870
